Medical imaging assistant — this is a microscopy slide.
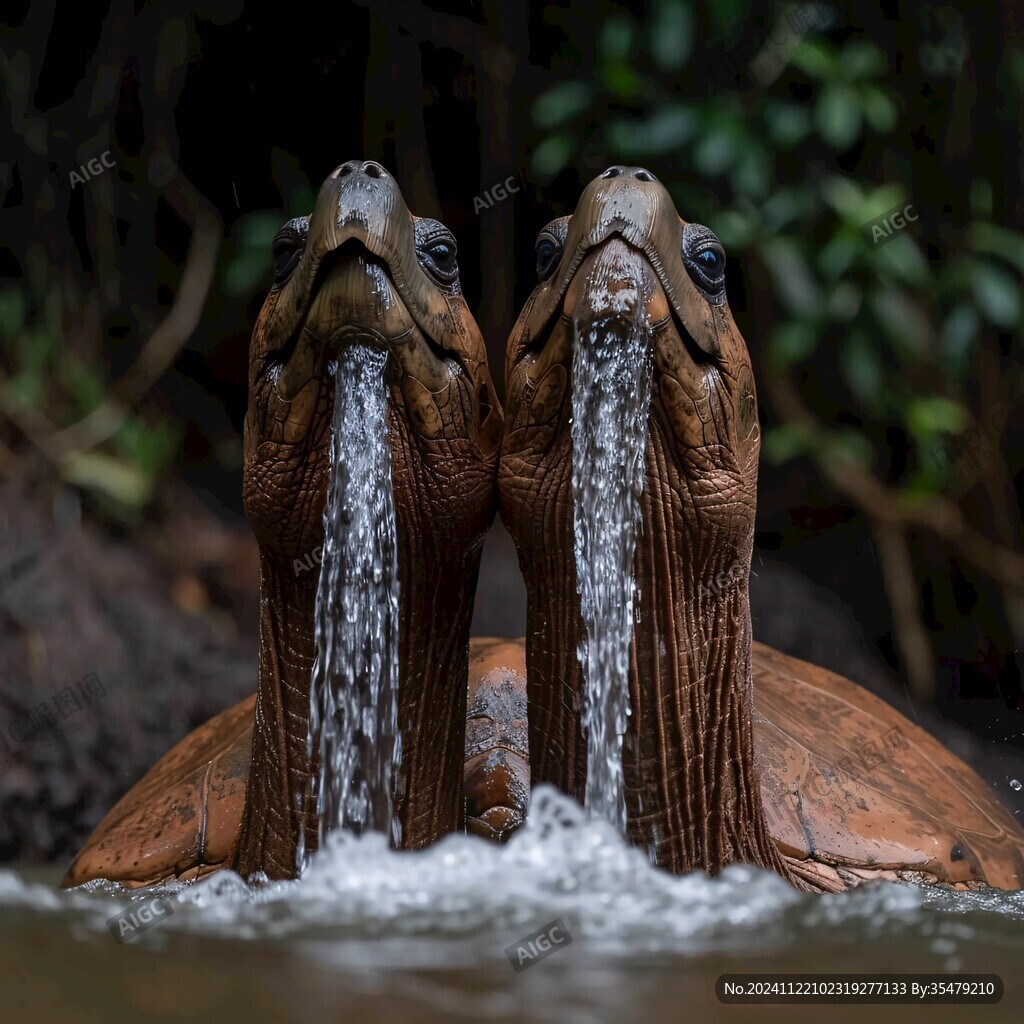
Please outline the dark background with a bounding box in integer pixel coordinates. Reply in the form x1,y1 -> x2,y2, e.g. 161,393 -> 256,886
1,0 -> 1021,863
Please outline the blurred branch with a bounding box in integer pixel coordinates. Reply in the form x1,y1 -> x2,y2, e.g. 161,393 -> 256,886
0,2 -> 222,514
873,523 -> 935,698
767,372 -> 1024,590
51,169 -> 222,455
0,370 -> 64,462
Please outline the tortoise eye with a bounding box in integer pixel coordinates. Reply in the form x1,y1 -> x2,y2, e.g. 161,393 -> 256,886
697,248 -> 721,270
418,235 -> 459,284
273,243 -> 303,285
271,217 -> 309,287
535,235 -> 562,280
682,224 -> 726,299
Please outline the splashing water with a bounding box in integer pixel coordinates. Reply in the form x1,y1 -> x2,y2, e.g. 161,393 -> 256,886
30,786 -> 1024,1024
305,344 -> 401,859
571,298 -> 654,833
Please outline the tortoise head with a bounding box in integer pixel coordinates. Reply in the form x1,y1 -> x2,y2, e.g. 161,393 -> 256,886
499,166 -> 786,879
237,161 -> 502,880
244,158 -> 501,558
502,164 -> 758,474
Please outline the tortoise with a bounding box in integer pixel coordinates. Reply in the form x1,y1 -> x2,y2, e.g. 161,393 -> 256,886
494,165 -> 1024,893
231,160 -> 506,880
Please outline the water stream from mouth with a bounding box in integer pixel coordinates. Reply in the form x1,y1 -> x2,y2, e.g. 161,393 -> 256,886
303,344 -> 401,862
571,295 -> 654,834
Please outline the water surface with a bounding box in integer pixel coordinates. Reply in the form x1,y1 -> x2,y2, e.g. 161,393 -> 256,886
3,787 -> 1022,1023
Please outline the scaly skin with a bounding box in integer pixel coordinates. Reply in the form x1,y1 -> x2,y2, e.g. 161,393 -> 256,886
499,166 -> 796,882
237,160 -> 501,880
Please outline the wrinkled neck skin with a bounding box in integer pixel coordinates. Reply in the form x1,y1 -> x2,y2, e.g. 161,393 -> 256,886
236,163 -> 500,880
499,169 -> 796,883
239,347 -> 497,880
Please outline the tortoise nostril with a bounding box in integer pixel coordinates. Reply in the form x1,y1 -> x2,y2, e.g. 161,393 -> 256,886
602,166 -> 623,179
634,169 -> 656,182
363,161 -> 383,178
337,163 -> 354,177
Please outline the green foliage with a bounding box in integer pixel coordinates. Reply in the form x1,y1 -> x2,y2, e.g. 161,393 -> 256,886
221,179 -> 316,297
530,1 -> 1023,500
0,286 -> 178,517
223,211 -> 282,297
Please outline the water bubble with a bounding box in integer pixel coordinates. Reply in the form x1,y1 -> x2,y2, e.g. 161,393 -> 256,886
1011,779 -> 1022,791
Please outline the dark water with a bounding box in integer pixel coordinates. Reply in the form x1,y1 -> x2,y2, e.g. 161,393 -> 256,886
3,788 -> 1022,1023
303,346 -> 401,862
571,298 -> 654,835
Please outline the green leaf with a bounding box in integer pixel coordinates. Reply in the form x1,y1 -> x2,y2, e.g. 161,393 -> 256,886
851,182 -> 908,223
645,104 -> 698,149
761,187 -> 815,233
759,236 -> 822,316
971,221 -> 1024,276
730,145 -> 769,198
816,83 -> 862,150
706,0 -> 747,33
1007,45 -> 1024,92
970,261 -> 1021,326
60,354 -> 107,414
693,121 -> 742,176
224,250 -> 270,297
868,287 -> 934,358
941,303 -> 979,368
531,134 -> 573,179
602,63 -> 641,98
237,212 -> 284,251
905,396 -> 969,438
791,39 -> 841,79
532,80 -> 594,131
762,423 -> 817,463
599,18 -> 635,62
839,41 -> 887,79
288,185 -> 318,218
872,236 -> 931,289
827,281 -> 862,321
649,0 -> 693,71
113,417 -> 177,475
817,232 -> 859,280
764,101 -> 812,148
769,321 -> 817,366
860,84 -> 897,133
820,175 -> 871,218
838,331 -> 883,410
713,208 -> 758,249
0,289 -> 25,339
606,105 -> 697,156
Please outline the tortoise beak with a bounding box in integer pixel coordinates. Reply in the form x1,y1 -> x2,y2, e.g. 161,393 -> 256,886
517,165 -> 722,374
276,160 -> 455,400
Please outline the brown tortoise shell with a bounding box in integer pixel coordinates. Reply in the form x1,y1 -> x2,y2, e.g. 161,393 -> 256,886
64,638 -> 1024,892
